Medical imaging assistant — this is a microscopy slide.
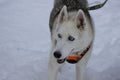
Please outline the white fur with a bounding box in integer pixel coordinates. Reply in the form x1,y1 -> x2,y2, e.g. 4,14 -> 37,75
49,5 -> 94,80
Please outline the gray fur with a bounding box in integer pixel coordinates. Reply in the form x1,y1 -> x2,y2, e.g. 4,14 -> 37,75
49,0 -> 92,32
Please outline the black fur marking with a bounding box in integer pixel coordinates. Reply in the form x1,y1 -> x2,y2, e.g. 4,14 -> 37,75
49,0 -> 91,32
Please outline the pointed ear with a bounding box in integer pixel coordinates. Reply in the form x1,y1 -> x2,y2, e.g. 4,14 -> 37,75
57,6 -> 68,23
75,10 -> 86,30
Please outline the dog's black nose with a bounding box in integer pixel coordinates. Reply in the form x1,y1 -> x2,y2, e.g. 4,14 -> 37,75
54,51 -> 62,58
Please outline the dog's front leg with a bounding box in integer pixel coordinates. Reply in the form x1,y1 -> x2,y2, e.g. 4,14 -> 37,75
76,50 -> 92,80
76,62 -> 86,80
48,57 -> 61,80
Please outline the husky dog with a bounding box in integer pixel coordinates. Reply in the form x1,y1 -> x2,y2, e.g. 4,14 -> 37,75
49,0 -> 95,80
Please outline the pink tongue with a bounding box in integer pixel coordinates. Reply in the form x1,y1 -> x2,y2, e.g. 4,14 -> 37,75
57,59 -> 65,64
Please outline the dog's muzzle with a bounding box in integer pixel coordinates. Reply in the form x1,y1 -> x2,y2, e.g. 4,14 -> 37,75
56,43 -> 91,64
57,58 -> 66,64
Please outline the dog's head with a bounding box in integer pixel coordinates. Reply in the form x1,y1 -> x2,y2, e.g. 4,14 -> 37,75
52,6 -> 93,63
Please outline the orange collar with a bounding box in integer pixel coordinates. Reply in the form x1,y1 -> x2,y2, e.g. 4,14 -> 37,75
66,44 -> 91,64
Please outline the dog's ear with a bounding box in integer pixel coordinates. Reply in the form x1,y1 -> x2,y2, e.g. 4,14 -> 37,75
57,6 -> 68,23
75,10 -> 86,30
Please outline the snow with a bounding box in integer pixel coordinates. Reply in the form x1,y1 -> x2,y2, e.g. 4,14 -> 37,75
0,0 -> 120,80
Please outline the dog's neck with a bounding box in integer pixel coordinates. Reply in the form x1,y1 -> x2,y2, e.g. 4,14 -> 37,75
66,42 -> 92,64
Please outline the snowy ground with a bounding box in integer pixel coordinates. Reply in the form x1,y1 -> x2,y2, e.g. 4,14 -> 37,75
0,0 -> 120,80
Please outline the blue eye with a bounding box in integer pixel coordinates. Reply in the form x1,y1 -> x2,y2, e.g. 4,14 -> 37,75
58,34 -> 62,38
68,36 -> 75,41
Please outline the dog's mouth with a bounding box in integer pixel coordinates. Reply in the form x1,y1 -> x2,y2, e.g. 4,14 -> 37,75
56,52 -> 78,64
56,49 -> 76,64
57,58 -> 66,64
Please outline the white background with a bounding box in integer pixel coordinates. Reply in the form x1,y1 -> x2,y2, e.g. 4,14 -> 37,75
0,0 -> 120,80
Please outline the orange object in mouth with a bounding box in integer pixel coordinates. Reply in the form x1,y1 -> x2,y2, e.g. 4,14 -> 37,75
66,43 -> 91,64
67,55 -> 82,61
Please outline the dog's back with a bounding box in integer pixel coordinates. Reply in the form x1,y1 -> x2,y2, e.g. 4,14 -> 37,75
54,0 -> 88,9
49,0 -> 92,32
